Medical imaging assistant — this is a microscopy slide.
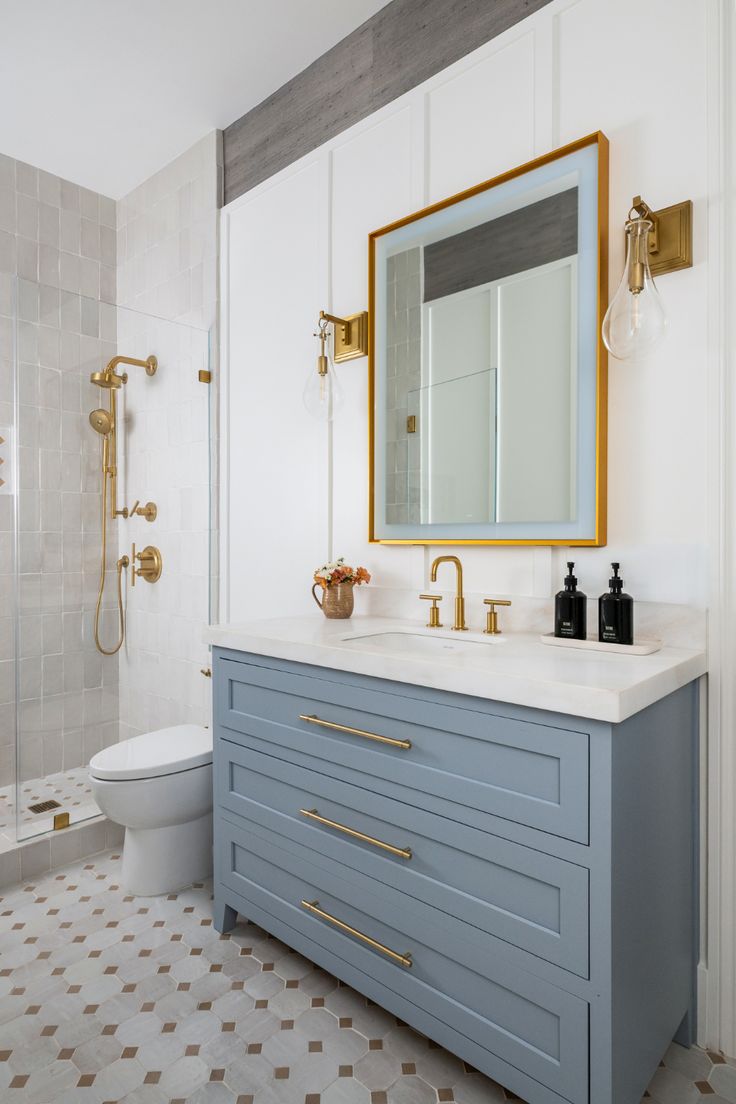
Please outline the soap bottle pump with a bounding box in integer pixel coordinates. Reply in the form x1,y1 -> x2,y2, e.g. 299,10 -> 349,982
598,563 -> 634,645
554,562 -> 587,640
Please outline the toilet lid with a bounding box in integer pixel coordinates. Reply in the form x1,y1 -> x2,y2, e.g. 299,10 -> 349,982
89,724 -> 212,781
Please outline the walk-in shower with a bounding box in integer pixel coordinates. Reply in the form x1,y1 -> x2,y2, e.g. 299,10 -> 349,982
4,270 -> 213,853
88,354 -> 160,655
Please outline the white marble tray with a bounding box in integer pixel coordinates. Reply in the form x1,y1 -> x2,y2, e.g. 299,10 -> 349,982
540,633 -> 662,656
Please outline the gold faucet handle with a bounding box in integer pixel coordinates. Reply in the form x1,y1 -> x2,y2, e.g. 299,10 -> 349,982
419,593 -> 443,628
483,597 -> 512,635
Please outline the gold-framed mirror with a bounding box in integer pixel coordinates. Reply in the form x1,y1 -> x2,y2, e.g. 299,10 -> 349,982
368,132 -> 608,546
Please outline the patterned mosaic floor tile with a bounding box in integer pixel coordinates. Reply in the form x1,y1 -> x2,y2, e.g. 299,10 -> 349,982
0,850 -> 731,1102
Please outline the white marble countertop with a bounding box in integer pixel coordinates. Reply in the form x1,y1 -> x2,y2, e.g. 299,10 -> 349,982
204,616 -> 707,724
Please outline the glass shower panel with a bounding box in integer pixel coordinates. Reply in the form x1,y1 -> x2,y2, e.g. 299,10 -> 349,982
0,276 -> 16,852
11,281 -> 117,840
115,306 -> 211,743
10,280 -> 211,843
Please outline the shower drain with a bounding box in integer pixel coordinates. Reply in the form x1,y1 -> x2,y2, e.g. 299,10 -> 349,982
27,799 -> 61,815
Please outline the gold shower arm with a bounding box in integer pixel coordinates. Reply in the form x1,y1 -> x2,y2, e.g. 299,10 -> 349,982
106,354 -> 158,377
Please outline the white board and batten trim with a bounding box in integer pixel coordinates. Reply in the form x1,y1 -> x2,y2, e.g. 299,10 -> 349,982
220,0 -> 732,1051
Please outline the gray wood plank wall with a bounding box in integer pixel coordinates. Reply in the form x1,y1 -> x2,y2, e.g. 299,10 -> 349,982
223,0 -> 555,206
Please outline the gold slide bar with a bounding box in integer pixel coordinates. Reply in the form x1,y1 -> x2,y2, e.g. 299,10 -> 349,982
298,713 -> 411,750
299,808 -> 412,860
300,899 -> 413,969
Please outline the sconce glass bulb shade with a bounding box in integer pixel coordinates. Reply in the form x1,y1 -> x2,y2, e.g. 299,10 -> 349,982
602,218 -> 667,360
303,359 -> 344,421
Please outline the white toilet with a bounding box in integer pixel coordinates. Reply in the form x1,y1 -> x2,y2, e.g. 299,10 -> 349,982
89,724 -> 213,896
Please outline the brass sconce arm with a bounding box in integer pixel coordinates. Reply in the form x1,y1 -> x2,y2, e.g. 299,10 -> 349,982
624,194 -> 692,278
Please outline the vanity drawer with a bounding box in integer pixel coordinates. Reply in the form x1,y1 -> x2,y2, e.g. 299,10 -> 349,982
217,812 -> 589,1104
217,737 -> 590,977
216,656 -> 590,844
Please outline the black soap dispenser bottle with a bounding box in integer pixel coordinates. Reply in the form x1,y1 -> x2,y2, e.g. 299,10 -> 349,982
555,562 -> 587,640
598,563 -> 634,645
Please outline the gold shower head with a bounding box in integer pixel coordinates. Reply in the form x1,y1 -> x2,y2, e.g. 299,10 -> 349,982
90,370 -> 124,389
89,408 -> 113,435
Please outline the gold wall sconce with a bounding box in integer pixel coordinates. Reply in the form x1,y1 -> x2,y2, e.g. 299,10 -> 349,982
303,309 -> 369,421
602,195 -> 692,360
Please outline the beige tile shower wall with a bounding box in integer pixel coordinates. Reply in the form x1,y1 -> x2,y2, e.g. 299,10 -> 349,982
115,133 -> 220,741
0,153 -> 118,788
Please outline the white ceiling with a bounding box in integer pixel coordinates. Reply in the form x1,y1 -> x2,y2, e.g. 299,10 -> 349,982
1,0 -> 389,198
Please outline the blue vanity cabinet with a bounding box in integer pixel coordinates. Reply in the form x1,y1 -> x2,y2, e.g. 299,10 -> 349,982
212,647 -> 698,1104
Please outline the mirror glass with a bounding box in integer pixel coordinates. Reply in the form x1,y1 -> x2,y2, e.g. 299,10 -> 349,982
369,134 -> 607,545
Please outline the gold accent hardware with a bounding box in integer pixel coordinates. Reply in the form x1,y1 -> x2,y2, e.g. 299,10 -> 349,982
368,132 -> 608,547
122,500 -> 157,522
626,195 -> 692,279
419,593 -> 442,628
106,354 -> 158,377
300,899 -> 413,968
299,808 -> 412,859
483,597 -> 512,635
319,310 -> 369,363
53,812 -> 70,830
89,353 -> 157,654
406,414 -> 416,434
28,799 -> 61,814
198,369 -> 212,383
430,556 -> 467,631
130,543 -> 163,586
299,713 -> 411,750
200,668 -> 212,678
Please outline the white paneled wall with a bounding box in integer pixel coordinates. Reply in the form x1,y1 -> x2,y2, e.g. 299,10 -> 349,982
222,0 -> 711,618
222,159 -> 331,621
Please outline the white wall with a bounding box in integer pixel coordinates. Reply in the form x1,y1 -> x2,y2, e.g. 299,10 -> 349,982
221,0 -> 710,622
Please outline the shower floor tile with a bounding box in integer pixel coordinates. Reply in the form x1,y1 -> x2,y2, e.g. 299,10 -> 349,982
0,849 -> 729,1103
0,765 -> 100,852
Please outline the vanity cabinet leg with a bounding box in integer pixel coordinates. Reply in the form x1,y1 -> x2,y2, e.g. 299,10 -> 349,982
213,898 -> 238,934
674,1004 -> 696,1048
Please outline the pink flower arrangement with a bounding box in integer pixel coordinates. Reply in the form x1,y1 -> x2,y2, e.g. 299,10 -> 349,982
313,557 -> 371,590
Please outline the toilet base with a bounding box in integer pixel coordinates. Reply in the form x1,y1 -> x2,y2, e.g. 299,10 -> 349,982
121,813 -> 213,896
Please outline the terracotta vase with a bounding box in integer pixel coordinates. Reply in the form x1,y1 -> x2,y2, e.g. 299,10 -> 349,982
312,582 -> 354,619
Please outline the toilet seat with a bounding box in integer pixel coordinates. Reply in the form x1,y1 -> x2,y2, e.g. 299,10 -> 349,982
89,724 -> 212,782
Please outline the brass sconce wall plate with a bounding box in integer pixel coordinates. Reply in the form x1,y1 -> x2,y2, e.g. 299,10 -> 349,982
626,195 -> 692,277
321,310 -> 369,362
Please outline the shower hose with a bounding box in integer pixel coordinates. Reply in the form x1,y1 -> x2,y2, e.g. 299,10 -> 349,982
93,460 -> 129,656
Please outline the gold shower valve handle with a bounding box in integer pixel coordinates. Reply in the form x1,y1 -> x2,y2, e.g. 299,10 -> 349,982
130,542 -> 163,586
122,500 -> 157,522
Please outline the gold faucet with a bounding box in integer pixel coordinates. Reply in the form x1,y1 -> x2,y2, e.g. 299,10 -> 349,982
430,555 -> 467,631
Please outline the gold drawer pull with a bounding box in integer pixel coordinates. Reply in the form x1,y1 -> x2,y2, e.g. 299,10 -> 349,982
299,808 -> 412,860
299,713 -> 411,750
300,899 -> 413,969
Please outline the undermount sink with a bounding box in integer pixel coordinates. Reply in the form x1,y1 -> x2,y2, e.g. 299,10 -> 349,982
340,630 -> 507,657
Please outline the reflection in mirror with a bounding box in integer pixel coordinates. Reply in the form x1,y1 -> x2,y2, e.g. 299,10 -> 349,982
371,133 -> 607,545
